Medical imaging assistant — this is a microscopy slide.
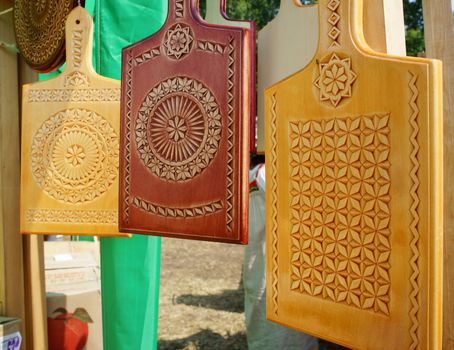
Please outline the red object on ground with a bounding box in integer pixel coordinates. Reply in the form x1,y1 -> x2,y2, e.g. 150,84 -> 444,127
47,309 -> 91,350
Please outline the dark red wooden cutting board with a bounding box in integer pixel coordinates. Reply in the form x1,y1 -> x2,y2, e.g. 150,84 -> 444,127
119,0 -> 254,244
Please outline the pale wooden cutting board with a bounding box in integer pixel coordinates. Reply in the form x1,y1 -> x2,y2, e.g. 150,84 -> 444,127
20,7 -> 126,237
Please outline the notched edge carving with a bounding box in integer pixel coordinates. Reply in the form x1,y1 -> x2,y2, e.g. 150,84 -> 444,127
408,71 -> 421,349
28,88 -> 121,102
226,35 -> 235,233
270,92 -> 279,316
133,197 -> 223,218
134,46 -> 161,66
197,40 -> 226,55
26,209 -> 118,224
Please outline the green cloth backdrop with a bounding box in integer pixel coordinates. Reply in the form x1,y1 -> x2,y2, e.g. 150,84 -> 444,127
42,1 -> 167,348
94,1 -> 167,349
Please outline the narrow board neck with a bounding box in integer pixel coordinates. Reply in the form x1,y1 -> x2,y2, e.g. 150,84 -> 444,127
63,6 -> 94,75
318,0 -> 364,53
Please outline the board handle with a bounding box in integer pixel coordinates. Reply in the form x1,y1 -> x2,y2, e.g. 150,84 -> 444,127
63,6 -> 94,74
205,0 -> 227,19
204,0 -> 254,28
166,0 -> 199,20
316,0 -> 368,53
168,0 -> 232,22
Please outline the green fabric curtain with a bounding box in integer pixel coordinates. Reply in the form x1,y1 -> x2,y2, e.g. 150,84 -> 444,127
40,1 -> 166,348
94,1 -> 167,350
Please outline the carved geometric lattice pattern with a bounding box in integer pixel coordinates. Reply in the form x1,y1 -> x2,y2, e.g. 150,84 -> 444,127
289,114 -> 391,315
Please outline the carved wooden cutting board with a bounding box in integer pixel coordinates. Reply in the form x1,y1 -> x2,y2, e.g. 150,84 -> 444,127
422,0 -> 454,348
119,0 -> 254,244
20,7 -> 126,237
205,0 -> 257,153
14,0 -> 84,72
265,1 -> 443,349
256,0 -> 406,154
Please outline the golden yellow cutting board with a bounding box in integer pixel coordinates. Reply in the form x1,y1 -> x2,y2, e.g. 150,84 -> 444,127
256,0 -> 406,154
422,0 -> 454,348
265,1 -> 443,349
20,7 -> 125,237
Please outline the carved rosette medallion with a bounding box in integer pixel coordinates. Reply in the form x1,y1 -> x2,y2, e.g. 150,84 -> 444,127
14,0 -> 76,69
163,23 -> 194,60
31,109 -> 119,204
136,76 -> 222,181
314,52 -> 357,107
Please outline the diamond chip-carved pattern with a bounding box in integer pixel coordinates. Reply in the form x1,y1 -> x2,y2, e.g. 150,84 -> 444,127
289,114 -> 391,316
134,47 -> 161,66
175,0 -> 184,18
72,30 -> 83,69
327,0 -> 341,47
26,209 -> 117,224
28,88 -> 120,103
197,40 -> 226,55
133,197 -> 223,218
314,52 -> 357,107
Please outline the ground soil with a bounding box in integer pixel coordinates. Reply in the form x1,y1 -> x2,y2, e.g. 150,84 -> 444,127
158,238 -> 348,350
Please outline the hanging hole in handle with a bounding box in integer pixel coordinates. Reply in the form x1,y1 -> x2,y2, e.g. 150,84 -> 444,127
76,19 -> 80,24
199,0 -> 207,19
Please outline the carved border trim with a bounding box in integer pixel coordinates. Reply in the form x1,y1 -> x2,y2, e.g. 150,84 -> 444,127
327,0 -> 341,48
124,53 -> 133,223
197,40 -> 226,55
270,92 -> 279,316
133,197 -> 223,218
175,0 -> 184,18
72,30 -> 83,69
408,71 -> 421,349
28,88 -> 121,102
26,209 -> 117,224
226,35 -> 235,232
134,46 -> 161,66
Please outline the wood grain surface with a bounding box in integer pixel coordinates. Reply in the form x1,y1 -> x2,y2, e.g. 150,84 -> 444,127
119,0 -> 254,244
265,0 -> 443,349
20,7 -> 126,237
0,3 -> 26,346
422,0 -> 454,348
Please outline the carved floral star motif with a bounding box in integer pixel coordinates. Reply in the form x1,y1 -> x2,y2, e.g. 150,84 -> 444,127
65,144 -> 86,167
314,53 -> 357,107
166,115 -> 188,142
163,24 -> 194,60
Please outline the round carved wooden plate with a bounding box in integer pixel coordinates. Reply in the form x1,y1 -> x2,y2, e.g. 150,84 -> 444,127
14,0 -> 84,72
